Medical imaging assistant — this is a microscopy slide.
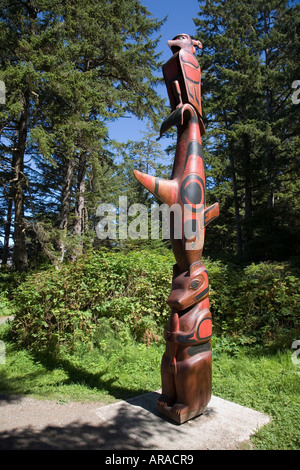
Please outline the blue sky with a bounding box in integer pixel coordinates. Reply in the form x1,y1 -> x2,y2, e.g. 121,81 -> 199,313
141,0 -> 200,63
108,0 -> 200,148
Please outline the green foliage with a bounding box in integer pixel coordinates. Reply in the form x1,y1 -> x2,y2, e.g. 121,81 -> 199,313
0,0 -> 168,269
0,267 -> 28,317
195,0 -> 300,260
10,248 -> 299,352
207,259 -> 300,344
12,249 -> 174,351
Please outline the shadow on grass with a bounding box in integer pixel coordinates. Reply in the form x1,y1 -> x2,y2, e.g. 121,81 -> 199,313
30,351 -> 152,401
0,345 -> 153,402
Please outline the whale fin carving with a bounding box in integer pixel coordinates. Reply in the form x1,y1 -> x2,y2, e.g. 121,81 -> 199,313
133,170 -> 177,207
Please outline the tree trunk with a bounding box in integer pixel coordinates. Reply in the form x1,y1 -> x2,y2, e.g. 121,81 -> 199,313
265,90 -> 275,226
266,141 -> 275,232
73,152 -> 86,237
223,110 -> 243,256
72,153 -> 86,260
12,89 -> 30,271
3,128 -> 18,265
229,150 -> 243,257
58,157 -> 76,262
264,20 -> 275,227
242,132 -> 252,253
59,157 -> 76,230
2,196 -> 13,265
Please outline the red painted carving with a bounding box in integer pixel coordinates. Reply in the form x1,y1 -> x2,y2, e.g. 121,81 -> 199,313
134,34 -> 219,424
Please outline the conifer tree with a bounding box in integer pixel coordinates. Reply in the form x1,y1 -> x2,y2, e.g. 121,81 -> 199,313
195,0 -> 300,260
0,0 -> 166,267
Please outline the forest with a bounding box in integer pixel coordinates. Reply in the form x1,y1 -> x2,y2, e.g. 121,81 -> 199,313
0,0 -> 299,268
0,0 -> 299,450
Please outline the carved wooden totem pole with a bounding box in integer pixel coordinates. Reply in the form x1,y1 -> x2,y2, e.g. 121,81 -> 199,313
134,34 -> 219,424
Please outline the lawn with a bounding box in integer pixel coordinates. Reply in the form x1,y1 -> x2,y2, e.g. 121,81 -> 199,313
0,320 -> 299,450
211,345 -> 300,450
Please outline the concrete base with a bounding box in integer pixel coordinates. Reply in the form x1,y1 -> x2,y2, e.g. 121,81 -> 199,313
95,391 -> 270,450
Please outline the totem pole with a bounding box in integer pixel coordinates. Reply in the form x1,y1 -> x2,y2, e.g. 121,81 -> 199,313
134,34 -> 219,424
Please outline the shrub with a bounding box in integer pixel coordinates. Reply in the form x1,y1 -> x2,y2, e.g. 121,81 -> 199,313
208,260 -> 300,345
12,249 -> 173,351
11,249 -> 299,352
0,267 -> 27,317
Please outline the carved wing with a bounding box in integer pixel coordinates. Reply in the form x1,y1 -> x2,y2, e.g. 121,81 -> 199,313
179,49 -> 202,118
162,54 -> 182,112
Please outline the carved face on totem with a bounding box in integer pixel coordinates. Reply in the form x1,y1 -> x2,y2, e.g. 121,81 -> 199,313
167,33 -> 202,55
167,262 -> 209,311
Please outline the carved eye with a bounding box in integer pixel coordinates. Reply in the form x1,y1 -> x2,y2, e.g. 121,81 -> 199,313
190,279 -> 200,290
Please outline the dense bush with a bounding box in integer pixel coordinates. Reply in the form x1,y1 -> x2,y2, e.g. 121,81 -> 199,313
11,249 -> 300,351
207,260 -> 300,345
12,249 -> 173,350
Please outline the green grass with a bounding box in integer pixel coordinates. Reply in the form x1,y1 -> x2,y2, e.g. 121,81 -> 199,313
211,346 -> 300,450
0,321 -> 164,404
0,321 -> 299,449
